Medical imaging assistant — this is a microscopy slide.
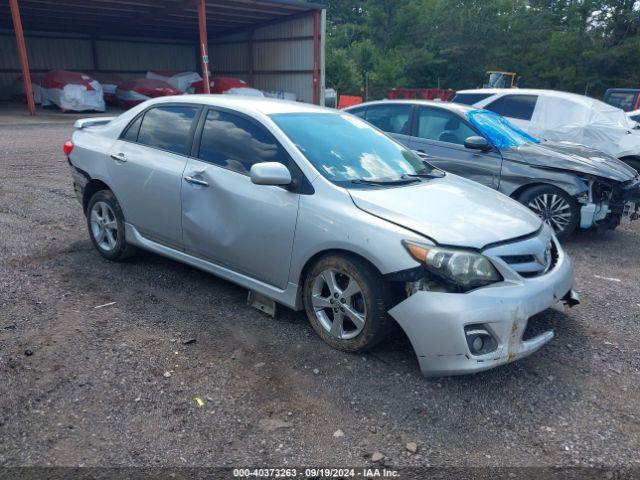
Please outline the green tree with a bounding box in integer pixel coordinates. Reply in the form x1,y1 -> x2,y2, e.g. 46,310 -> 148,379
315,0 -> 640,99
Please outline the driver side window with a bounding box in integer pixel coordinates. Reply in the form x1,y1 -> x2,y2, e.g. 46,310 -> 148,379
417,108 -> 477,146
363,104 -> 412,135
197,109 -> 288,175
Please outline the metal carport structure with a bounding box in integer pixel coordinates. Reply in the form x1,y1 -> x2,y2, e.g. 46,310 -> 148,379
2,0 -> 325,115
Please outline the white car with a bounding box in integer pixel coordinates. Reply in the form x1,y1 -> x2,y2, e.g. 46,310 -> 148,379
453,89 -> 640,172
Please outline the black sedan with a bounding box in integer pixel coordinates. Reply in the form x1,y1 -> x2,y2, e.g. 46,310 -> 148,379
345,100 -> 640,239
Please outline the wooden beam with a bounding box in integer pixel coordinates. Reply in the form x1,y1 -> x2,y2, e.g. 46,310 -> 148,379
198,0 -> 210,94
9,0 -> 36,115
312,10 -> 320,105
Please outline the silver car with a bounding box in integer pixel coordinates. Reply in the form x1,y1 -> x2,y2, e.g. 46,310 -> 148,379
66,96 -> 579,377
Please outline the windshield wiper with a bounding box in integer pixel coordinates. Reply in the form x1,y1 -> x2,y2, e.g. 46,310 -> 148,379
351,177 -> 421,186
404,170 -> 446,179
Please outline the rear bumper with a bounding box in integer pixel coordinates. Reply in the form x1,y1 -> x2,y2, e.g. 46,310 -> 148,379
68,158 -> 88,207
388,245 -> 577,377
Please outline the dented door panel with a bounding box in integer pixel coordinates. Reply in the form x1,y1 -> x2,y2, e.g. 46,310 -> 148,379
181,159 -> 299,290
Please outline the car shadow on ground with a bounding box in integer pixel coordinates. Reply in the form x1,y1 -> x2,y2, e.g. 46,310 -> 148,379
93,245 -> 591,393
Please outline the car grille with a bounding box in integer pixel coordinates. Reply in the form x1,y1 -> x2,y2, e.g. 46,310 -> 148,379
500,240 -> 558,278
483,228 -> 558,279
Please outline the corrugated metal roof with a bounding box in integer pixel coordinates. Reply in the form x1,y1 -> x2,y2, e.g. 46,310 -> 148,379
1,0 -> 324,40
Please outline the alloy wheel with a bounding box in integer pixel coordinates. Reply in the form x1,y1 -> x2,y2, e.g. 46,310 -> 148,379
90,201 -> 118,252
311,269 -> 367,340
528,193 -> 572,233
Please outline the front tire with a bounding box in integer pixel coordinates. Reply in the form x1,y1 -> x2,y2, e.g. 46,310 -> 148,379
517,185 -> 579,240
86,190 -> 136,261
303,254 -> 393,353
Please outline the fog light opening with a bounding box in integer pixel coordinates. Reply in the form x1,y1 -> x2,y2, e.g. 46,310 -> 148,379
465,325 -> 498,356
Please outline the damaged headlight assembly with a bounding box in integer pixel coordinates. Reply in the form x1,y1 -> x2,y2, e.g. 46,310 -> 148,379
402,241 -> 502,291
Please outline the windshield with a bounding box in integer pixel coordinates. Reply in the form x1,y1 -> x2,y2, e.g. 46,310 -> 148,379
467,110 -> 541,149
271,112 -> 436,186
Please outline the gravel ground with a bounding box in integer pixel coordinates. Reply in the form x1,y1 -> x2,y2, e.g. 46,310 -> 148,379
1,109 -> 639,469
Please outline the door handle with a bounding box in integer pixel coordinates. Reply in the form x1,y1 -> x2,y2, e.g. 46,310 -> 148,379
110,152 -> 127,162
184,176 -> 209,187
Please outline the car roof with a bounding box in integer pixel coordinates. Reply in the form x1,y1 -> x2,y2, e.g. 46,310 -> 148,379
344,99 -> 476,115
455,88 -> 606,108
141,94 -> 329,116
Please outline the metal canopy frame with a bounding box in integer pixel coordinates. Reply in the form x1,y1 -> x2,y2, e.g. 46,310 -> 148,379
3,0 -> 324,114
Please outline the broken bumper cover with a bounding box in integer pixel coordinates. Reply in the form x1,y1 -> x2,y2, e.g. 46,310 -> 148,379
388,246 -> 577,377
68,159 -> 88,206
622,176 -> 640,220
623,176 -> 640,203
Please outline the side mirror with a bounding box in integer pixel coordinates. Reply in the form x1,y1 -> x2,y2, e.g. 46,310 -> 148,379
464,136 -> 492,152
250,162 -> 292,186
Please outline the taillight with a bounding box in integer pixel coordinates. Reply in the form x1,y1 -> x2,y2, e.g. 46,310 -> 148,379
63,141 -> 74,156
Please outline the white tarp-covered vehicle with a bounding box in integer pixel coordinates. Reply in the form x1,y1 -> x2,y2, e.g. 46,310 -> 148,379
453,88 -> 640,172
146,71 -> 202,93
41,70 -> 105,112
13,73 -> 44,104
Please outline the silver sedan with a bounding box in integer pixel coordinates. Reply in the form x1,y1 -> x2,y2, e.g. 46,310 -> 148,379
66,95 -> 579,376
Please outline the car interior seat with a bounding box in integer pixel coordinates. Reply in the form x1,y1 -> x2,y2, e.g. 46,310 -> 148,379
438,117 -> 460,143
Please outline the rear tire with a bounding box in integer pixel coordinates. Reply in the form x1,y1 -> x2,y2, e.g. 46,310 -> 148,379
303,254 -> 393,353
86,190 -> 136,261
517,185 -> 579,240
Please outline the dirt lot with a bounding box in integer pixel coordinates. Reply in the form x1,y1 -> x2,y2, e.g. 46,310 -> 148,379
1,107 -> 639,469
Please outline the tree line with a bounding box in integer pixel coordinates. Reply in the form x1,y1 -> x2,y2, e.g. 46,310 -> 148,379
318,0 -> 640,100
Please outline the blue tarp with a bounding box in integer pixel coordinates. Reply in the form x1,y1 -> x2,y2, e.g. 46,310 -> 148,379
468,109 -> 541,149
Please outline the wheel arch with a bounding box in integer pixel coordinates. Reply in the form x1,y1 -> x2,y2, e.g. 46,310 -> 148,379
298,249 -> 385,291
83,179 -> 113,213
507,179 -> 586,200
511,182 -> 581,239
509,182 -> 559,200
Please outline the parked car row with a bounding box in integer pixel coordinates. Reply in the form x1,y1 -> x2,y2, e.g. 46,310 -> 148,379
65,95 -> 595,378
344,95 -> 640,239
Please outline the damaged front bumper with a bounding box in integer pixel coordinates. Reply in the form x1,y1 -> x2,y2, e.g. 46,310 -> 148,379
578,175 -> 640,230
622,176 -> 640,221
388,236 -> 577,377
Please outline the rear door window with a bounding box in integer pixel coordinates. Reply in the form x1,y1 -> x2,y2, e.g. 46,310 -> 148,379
363,104 -> 413,135
452,93 -> 494,105
137,105 -> 199,155
417,108 -> 477,145
485,95 -> 538,120
122,114 -> 143,142
347,107 -> 367,119
197,109 -> 287,175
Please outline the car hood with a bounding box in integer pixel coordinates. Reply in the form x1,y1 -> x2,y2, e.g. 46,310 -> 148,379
348,175 -> 542,249
508,142 -> 637,181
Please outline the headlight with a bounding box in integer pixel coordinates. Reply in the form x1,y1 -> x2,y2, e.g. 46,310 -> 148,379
403,241 -> 502,289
